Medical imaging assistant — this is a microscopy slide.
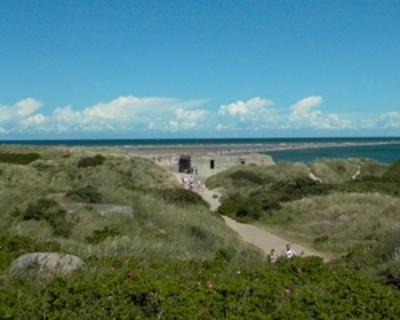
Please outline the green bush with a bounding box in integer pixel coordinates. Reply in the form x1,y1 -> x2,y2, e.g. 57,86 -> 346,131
337,228 -> 400,287
269,177 -> 333,200
0,152 -> 41,165
189,225 -> 209,240
358,160 -> 387,178
337,179 -> 400,197
0,233 -> 61,270
77,154 -> 106,168
381,160 -> 400,183
85,227 -> 122,244
214,247 -> 235,261
0,255 -> 399,319
66,185 -> 103,204
218,178 -> 330,223
154,188 -> 210,208
19,198 -> 72,237
217,194 -> 273,222
229,170 -> 264,185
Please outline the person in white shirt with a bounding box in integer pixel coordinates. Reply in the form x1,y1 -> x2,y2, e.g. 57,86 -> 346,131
283,244 -> 296,258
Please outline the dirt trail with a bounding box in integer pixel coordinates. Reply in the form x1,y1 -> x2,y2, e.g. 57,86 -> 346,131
173,173 -> 321,258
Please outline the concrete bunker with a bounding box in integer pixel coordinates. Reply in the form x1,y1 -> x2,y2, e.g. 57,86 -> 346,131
190,153 -> 275,175
179,155 -> 191,173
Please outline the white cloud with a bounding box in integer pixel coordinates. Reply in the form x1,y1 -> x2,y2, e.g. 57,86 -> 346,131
0,98 -> 43,123
218,97 -> 274,122
215,123 -> 230,130
175,108 -> 208,122
162,108 -> 210,131
289,96 -> 324,123
320,114 -> 353,130
360,119 -> 376,129
15,98 -> 43,116
0,127 -> 8,134
20,114 -> 46,128
378,112 -> 400,128
168,121 -> 179,132
9,96 -> 208,133
286,96 -> 352,130
1,95 -> 399,136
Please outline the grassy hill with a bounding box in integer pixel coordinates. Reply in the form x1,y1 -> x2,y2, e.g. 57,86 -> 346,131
1,147 -> 400,318
207,158 -> 400,288
0,146 -> 259,261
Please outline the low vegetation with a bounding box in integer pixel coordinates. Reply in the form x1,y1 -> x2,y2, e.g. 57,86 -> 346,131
77,154 -> 106,168
0,152 -> 41,165
1,233 -> 399,319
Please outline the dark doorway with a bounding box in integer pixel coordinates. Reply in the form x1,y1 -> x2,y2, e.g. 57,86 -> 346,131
179,155 -> 191,173
240,159 -> 245,165
210,160 -> 215,169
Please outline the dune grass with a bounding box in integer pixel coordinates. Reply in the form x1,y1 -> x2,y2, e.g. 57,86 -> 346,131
260,191 -> 400,253
206,158 -> 388,195
206,157 -> 399,261
0,145 -> 262,266
206,161 -> 311,196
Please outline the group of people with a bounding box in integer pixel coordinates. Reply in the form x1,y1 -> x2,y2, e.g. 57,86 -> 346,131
268,244 -> 296,263
181,175 -> 204,191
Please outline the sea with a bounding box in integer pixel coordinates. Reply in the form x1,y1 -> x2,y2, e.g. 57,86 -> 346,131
1,137 -> 400,164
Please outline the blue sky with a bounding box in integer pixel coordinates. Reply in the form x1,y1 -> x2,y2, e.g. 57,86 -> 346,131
1,0 -> 400,139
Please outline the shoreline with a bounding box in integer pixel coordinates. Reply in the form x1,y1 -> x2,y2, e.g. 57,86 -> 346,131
122,140 -> 400,158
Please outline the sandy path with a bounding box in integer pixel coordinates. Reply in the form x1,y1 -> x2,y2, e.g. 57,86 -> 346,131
173,173 -> 320,258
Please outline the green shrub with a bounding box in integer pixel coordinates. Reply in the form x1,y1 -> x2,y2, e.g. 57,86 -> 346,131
85,226 -> 122,244
0,233 -> 61,270
214,247 -> 234,261
0,152 -> 41,165
0,255 -> 399,319
77,154 -> 106,168
218,178 -> 330,223
381,160 -> 400,183
189,225 -> 209,240
269,177 -> 333,200
229,170 -> 264,185
20,198 -> 72,237
217,194 -> 269,222
338,229 -> 400,287
358,160 -> 387,178
66,185 -> 102,203
337,179 -> 400,197
154,188 -> 210,208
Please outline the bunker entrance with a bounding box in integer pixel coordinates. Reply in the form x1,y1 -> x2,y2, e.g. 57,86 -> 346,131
210,160 -> 215,169
179,155 -> 191,173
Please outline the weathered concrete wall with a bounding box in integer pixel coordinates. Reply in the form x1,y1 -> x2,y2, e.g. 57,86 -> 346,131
191,153 -> 275,176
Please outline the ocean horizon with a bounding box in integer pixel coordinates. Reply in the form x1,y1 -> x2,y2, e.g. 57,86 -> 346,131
1,137 -> 400,164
